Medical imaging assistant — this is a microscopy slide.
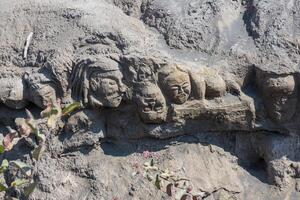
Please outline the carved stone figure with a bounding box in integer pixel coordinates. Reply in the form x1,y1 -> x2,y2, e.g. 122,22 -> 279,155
159,65 -> 191,104
259,74 -> 297,123
0,76 -> 27,109
25,73 -> 57,109
70,56 -> 126,108
136,65 -> 156,83
0,69 -> 57,109
135,83 -> 167,123
201,67 -> 227,98
121,56 -> 158,84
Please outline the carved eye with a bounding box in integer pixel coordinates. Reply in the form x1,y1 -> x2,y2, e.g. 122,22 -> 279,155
171,86 -> 179,91
183,82 -> 190,89
109,81 -> 116,86
183,87 -> 190,94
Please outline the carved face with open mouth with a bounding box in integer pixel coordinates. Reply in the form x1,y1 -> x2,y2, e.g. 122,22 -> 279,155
262,75 -> 297,123
136,84 -> 167,123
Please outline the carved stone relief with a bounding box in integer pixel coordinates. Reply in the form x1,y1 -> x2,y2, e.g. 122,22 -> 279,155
70,56 -> 126,109
0,75 -> 27,109
198,67 -> 227,99
24,73 -> 57,109
158,64 -> 191,104
134,83 -> 167,123
0,69 -> 57,109
256,69 -> 298,123
0,54 -> 298,136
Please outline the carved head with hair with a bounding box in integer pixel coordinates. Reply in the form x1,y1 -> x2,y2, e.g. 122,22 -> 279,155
70,56 -> 126,108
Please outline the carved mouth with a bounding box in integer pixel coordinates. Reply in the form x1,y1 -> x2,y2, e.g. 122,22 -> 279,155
104,93 -> 123,100
175,94 -> 188,103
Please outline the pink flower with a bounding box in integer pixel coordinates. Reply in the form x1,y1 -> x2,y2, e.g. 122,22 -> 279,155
143,151 -> 151,159
186,185 -> 193,193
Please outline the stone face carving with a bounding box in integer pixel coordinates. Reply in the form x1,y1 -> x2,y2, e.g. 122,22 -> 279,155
134,83 -> 167,123
70,57 -> 126,108
0,56 -> 297,137
136,65 -> 156,83
159,65 -> 191,104
121,56 -> 158,84
257,72 -> 298,123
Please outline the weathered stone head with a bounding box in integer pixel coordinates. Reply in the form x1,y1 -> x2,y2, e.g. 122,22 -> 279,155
0,76 -> 27,109
123,56 -> 157,84
70,57 -> 126,109
159,65 -> 191,104
136,65 -> 155,82
135,83 -> 167,123
261,74 -> 297,123
25,73 -> 57,109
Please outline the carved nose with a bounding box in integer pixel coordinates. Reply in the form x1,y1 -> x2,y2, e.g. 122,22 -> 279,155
119,84 -> 127,93
178,86 -> 184,94
149,102 -> 156,110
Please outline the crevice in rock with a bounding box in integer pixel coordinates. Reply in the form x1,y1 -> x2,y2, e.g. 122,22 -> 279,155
242,0 -> 259,40
202,187 -> 240,199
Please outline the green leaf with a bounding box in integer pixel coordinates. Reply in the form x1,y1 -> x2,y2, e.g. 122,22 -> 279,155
47,114 -> 59,129
0,159 -> 9,173
154,174 -> 161,190
10,161 -> 31,177
36,132 -> 46,143
10,179 -> 29,187
150,159 -> 154,167
41,107 -> 59,118
0,145 -> 5,154
24,182 -> 37,198
32,145 -> 44,161
40,102 -> 62,129
26,119 -> 39,137
25,109 -> 42,136
0,183 -> 7,192
62,102 -> 81,116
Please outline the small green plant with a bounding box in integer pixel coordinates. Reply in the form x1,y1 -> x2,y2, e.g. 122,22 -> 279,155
141,156 -> 202,200
0,159 -> 35,197
0,100 -> 81,199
